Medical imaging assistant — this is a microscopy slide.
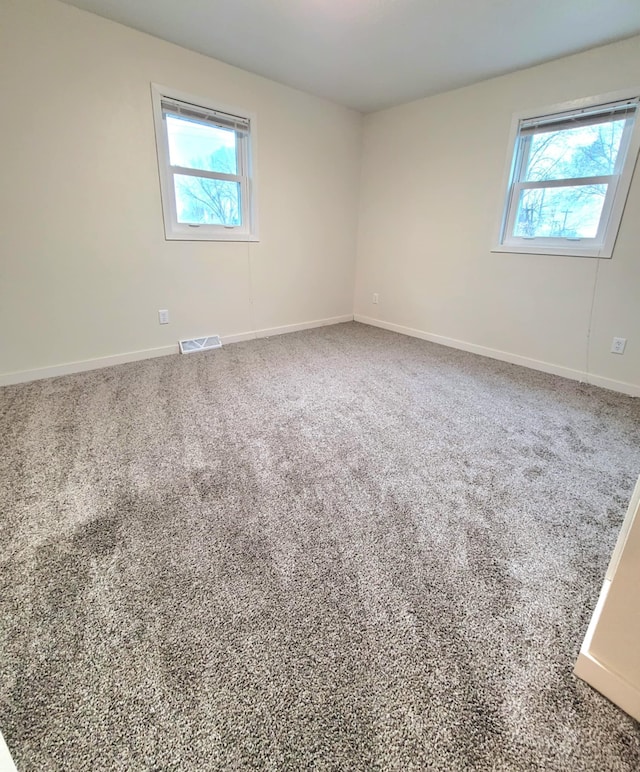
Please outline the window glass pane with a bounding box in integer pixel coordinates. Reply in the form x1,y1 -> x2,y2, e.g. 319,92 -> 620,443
174,175 -> 241,226
522,119 -> 626,182
166,115 -> 237,175
513,184 -> 607,239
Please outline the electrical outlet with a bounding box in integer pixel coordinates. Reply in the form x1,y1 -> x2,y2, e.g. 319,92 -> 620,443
611,337 -> 627,354
372,293 -> 379,304
158,309 -> 170,325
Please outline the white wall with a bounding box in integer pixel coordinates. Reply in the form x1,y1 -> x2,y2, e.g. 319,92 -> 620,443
354,36 -> 640,395
0,0 -> 362,382
2,2 -> 639,394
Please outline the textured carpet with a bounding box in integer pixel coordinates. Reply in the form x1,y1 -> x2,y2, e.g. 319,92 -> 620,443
1,321 -> 640,771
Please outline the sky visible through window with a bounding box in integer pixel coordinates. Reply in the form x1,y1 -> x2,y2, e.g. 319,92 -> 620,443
514,119 -> 625,239
166,115 -> 241,226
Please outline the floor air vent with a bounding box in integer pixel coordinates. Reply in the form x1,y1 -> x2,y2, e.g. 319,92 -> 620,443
179,335 -> 222,354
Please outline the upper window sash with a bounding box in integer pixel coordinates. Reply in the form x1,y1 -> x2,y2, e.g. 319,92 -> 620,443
162,113 -> 247,185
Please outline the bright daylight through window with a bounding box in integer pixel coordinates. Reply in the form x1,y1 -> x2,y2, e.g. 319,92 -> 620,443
152,85 -> 257,241
495,93 -> 640,257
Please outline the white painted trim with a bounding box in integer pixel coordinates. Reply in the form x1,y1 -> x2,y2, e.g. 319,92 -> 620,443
3,313 -> 634,396
0,345 -> 179,387
0,315 -> 354,387
574,487 -> 640,721
574,649 -> 640,722
354,314 -> 640,397
587,373 -> 640,400
255,314 -> 352,339
579,580 -> 612,656
223,314 -> 354,344
0,731 -> 18,772
605,476 -> 640,581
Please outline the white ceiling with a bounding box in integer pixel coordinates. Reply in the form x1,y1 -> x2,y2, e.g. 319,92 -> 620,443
60,0 -> 640,112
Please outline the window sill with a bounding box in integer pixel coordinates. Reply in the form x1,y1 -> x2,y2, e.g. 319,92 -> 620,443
491,243 -> 612,259
165,230 -> 260,243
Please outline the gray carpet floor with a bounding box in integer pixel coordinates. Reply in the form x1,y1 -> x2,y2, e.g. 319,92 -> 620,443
1,321 -> 640,771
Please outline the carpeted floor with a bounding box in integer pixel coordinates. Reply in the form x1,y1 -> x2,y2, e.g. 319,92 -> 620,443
1,321 -> 640,771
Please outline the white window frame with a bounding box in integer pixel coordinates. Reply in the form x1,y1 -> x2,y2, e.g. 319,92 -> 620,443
151,83 -> 258,242
492,89 -> 640,258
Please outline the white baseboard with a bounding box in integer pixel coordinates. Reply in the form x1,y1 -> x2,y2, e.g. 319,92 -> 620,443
222,314 -> 354,344
3,313 -> 636,396
586,372 -> 640,398
354,315 -> 640,398
0,344 -> 178,387
0,315 -> 354,387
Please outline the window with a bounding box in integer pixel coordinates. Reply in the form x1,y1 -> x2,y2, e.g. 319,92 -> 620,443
494,92 -> 640,258
151,84 -> 257,241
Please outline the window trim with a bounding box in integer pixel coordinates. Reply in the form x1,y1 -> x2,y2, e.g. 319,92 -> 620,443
492,88 -> 640,258
151,83 -> 259,242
